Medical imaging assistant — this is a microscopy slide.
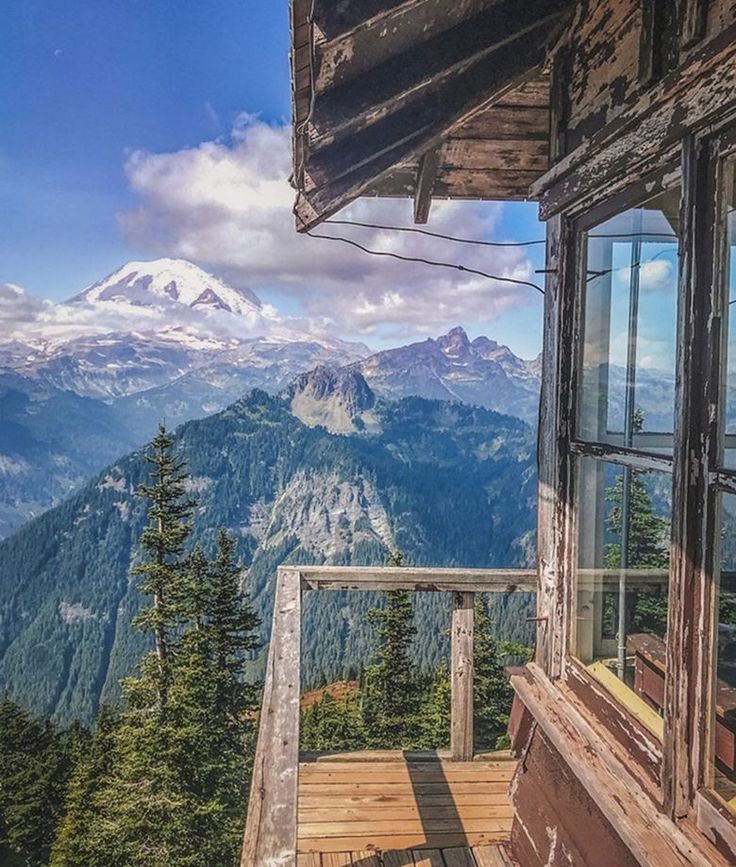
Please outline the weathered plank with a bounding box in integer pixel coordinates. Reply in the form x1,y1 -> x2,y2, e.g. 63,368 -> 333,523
241,567 -> 301,867
294,566 -> 536,593
309,0 -> 565,146
471,846 -> 513,867
534,22 -> 736,217
511,665 -> 730,867
298,832 -> 510,853
441,848 -> 476,867
295,19 -> 556,229
451,592 -> 475,761
413,148 -> 441,223
411,851 -> 445,867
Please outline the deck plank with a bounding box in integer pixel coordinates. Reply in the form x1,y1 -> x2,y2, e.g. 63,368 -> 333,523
412,850 -> 446,866
471,846 -> 513,867
296,752 -> 515,859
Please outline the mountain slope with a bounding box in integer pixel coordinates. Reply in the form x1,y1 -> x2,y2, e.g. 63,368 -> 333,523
0,389 -> 537,723
0,373 -> 138,537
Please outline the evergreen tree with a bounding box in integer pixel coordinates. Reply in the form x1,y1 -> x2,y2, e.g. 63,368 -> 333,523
604,465 -> 669,636
473,597 -> 515,750
50,706 -> 119,867
0,696 -> 82,866
360,551 -> 423,748
418,662 -> 451,749
133,424 -> 195,706
74,430 -> 261,867
301,691 -> 366,751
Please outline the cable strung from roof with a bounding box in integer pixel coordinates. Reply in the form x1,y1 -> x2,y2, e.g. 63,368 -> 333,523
324,219 -> 547,248
306,230 -> 546,294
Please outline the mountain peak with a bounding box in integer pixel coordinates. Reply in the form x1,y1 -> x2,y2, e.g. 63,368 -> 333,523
436,326 -> 471,357
287,366 -> 376,434
68,258 -> 262,318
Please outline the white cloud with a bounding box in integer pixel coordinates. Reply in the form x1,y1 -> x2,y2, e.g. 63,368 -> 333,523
118,117 -> 540,335
0,283 -> 52,334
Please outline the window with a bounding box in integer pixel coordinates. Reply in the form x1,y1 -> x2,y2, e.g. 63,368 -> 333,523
572,181 -> 680,729
574,457 -> 671,734
711,493 -> 736,812
577,189 -> 680,451
708,149 -> 736,817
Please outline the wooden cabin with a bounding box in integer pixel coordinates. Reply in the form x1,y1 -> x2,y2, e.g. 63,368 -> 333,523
240,1 -> 736,865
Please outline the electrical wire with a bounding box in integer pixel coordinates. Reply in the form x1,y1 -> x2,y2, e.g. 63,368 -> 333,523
324,219 -> 547,248
306,231 -> 545,294
324,219 -> 679,249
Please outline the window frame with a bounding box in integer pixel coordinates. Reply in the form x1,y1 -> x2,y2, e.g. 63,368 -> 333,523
684,123 -> 736,846
559,165 -> 682,808
554,123 -> 736,852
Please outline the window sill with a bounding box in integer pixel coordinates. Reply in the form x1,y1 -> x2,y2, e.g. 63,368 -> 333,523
510,663 -> 730,867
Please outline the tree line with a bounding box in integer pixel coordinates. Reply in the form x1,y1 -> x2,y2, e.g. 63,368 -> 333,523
0,426 -> 527,866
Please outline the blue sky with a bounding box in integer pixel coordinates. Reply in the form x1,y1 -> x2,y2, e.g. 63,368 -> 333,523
0,0 -> 546,355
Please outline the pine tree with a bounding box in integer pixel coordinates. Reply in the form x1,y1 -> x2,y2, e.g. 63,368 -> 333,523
360,551 -> 423,748
133,424 -> 195,706
301,691 -> 366,751
418,662 -> 451,749
605,466 -> 669,636
473,597 -> 515,750
0,696 -> 82,866
50,706 -> 119,867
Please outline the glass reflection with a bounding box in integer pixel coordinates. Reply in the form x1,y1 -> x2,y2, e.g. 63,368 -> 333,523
575,457 -> 671,731
578,187 -> 680,453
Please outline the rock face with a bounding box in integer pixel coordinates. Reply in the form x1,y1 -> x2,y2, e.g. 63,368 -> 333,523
287,366 -> 377,433
352,326 -> 541,423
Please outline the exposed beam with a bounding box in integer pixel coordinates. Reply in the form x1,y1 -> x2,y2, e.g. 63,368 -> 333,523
295,14 -> 559,230
413,148 -> 441,223
314,0 -> 496,89
309,0 -> 566,149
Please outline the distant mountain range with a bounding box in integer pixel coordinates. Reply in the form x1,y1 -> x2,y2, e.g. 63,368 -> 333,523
0,386 -> 537,724
0,259 -> 542,537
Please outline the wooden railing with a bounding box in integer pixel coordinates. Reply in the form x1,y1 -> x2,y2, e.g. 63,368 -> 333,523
240,565 -> 536,867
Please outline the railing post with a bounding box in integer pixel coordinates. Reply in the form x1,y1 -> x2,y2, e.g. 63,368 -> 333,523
451,591 -> 474,761
241,566 -> 301,867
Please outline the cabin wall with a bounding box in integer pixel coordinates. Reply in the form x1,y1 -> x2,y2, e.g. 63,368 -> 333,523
514,2 -> 736,865
558,0 -> 736,158
509,703 -> 639,867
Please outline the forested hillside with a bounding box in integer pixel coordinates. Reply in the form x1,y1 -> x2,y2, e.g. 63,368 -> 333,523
0,388 -> 537,724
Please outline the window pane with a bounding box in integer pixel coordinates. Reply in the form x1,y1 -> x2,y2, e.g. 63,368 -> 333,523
721,165 -> 736,469
577,188 -> 680,452
711,493 -> 736,812
574,457 -> 671,733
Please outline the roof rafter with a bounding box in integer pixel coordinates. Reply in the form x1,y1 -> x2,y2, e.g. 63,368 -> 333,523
309,0 -> 566,150
295,12 -> 562,230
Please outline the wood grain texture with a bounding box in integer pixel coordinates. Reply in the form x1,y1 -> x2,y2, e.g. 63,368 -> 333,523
510,664 -> 731,866
241,567 -> 302,867
294,566 -> 536,593
451,593 -> 475,761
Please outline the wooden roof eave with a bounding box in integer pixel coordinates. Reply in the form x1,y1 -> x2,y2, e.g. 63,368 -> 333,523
290,0 -> 573,232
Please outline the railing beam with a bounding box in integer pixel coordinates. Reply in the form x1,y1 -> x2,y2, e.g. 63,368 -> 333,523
451,591 -> 475,761
241,567 -> 301,867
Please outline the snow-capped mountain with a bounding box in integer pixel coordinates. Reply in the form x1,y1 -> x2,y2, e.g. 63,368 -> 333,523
0,259 -> 368,400
67,258 -> 263,320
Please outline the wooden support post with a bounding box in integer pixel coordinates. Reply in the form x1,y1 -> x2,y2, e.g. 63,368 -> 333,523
451,591 -> 475,761
241,567 -> 301,867
413,148 -> 440,224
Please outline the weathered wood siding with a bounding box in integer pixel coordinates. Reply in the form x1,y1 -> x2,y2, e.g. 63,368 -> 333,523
510,717 -> 639,867
553,0 -> 736,162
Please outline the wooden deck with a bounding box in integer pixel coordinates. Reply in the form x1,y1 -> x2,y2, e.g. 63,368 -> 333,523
296,752 -> 516,866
